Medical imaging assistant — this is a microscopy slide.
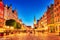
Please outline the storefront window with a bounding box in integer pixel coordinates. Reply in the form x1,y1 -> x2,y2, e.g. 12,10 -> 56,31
58,19 -> 59,22
56,26 -> 57,31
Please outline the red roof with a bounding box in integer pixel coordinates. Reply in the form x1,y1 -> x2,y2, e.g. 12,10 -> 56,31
26,26 -> 31,29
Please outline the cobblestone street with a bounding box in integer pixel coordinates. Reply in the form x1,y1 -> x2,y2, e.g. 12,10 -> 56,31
0,33 -> 60,40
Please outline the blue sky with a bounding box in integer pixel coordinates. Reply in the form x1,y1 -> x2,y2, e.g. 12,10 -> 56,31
3,0 -> 54,26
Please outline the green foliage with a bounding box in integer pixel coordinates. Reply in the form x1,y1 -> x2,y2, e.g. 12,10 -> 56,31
15,23 -> 21,29
5,19 -> 21,29
5,19 -> 16,27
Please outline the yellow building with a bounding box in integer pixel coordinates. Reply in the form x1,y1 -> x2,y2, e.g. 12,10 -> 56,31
37,12 -> 48,32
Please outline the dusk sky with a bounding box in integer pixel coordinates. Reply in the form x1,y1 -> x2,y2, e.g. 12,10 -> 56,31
3,0 -> 54,26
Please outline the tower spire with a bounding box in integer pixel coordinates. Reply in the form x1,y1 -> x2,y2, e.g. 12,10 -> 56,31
33,16 -> 37,29
34,16 -> 36,24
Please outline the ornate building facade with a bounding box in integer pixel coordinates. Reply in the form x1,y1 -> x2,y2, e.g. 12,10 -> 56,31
0,0 -> 21,28
54,0 -> 60,33
0,0 -> 4,27
37,0 -> 60,33
47,4 -> 55,32
4,5 -> 18,21
37,12 -> 47,32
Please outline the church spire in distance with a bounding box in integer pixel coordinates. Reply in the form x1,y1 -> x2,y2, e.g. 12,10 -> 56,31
34,16 -> 36,24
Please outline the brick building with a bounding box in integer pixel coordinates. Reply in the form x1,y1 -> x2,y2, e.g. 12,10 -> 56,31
37,12 -> 47,31
0,0 -> 21,28
54,0 -> 60,33
47,4 -> 55,32
37,0 -> 60,33
0,0 -> 4,27
4,5 -> 18,21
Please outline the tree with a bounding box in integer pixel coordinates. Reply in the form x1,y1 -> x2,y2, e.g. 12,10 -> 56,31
14,22 -> 21,33
5,19 -> 16,27
15,22 -> 21,29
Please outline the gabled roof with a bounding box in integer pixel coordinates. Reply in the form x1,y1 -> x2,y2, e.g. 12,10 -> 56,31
26,26 -> 31,29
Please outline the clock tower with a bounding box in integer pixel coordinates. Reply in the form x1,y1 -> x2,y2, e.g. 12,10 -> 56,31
34,16 -> 37,29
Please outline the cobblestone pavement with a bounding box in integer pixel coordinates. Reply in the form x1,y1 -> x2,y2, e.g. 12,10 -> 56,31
0,33 -> 60,40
